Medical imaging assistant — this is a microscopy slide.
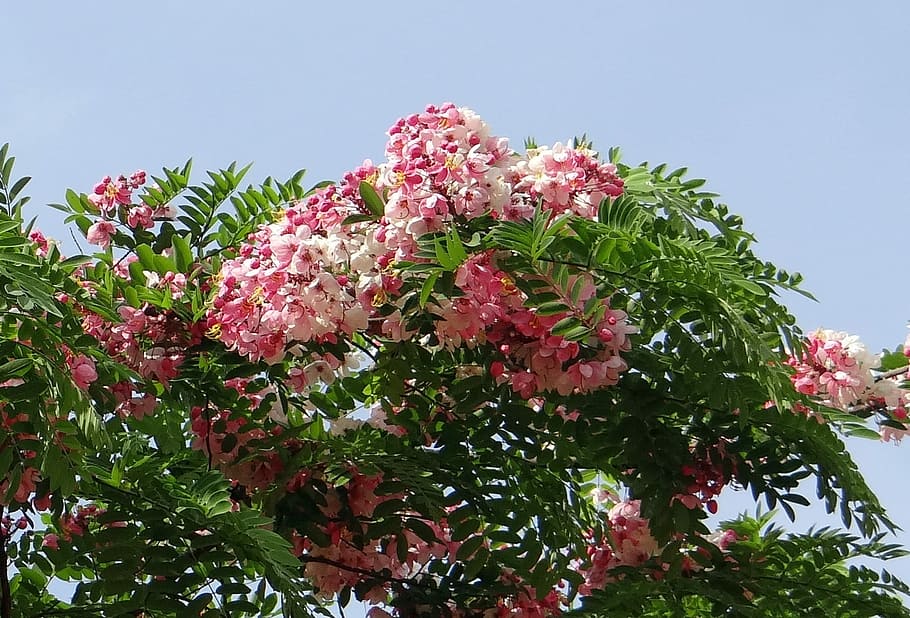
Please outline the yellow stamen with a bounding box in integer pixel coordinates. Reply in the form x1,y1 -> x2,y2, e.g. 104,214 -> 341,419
248,286 -> 266,306
371,289 -> 388,307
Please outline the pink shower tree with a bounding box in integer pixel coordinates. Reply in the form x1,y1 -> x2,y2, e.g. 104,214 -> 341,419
0,104 -> 908,616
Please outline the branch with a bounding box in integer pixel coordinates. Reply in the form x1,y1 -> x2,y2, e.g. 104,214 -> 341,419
844,364 -> 909,416
874,365 -> 909,382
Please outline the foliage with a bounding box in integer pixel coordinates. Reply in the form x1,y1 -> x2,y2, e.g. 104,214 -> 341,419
0,104 -> 908,617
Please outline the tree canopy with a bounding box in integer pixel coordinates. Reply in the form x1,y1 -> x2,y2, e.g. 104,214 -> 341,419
0,103 -> 908,617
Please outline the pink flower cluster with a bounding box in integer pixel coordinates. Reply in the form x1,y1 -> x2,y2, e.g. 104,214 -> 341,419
445,252 -> 634,396
579,500 -> 661,594
788,329 -> 879,410
0,410 -> 43,506
42,503 -> 110,551
85,169 -> 167,248
485,576 -> 563,618
58,503 -> 104,540
676,442 -> 734,514
787,329 -> 910,440
288,470 -> 458,604
378,103 -> 513,260
186,378 -> 292,492
89,171 -> 145,213
287,469 -> 565,617
28,229 -> 50,257
205,165 -> 380,365
190,405 -> 267,467
206,103 -> 634,398
578,499 -> 739,595
1,513 -> 30,538
82,301 -> 203,417
511,142 -> 624,220
65,350 -> 97,391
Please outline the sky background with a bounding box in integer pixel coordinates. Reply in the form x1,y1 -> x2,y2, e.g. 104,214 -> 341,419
2,0 -> 909,609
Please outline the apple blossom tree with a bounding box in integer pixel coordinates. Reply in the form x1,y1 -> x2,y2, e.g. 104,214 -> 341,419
0,104 -> 908,617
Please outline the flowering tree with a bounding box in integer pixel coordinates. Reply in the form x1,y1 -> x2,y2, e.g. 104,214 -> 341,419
0,104 -> 908,617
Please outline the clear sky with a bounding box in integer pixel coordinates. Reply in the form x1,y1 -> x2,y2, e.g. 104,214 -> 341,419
3,0 -> 909,602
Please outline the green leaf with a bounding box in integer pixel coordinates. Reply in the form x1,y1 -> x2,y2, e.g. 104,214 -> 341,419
419,271 -> 440,308
879,347 -> 909,372
59,254 -> 93,273
534,301 -> 569,317
445,228 -> 467,265
359,181 -> 385,217
0,357 -> 31,381
434,237 -> 456,271
8,176 -> 30,201
0,252 -> 38,266
172,234 -> 193,271
732,278 -> 767,296
405,518 -> 439,544
135,244 -> 157,271
456,535 -> 485,561
341,213 -> 377,226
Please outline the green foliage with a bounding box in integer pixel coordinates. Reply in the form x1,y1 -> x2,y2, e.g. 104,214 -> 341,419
0,142 -> 905,618
575,512 -> 910,617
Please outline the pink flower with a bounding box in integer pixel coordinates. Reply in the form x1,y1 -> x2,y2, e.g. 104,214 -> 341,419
129,170 -> 147,187
12,467 -> 40,503
42,533 -> 59,550
68,354 -> 98,390
127,205 -> 154,229
29,230 -> 49,256
88,175 -> 133,213
86,220 -> 116,248
33,493 -> 51,511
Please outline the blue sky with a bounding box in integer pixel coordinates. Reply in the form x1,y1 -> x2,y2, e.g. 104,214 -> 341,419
3,0 -> 909,601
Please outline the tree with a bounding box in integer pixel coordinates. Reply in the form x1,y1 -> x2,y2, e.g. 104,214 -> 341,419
0,103 -> 908,617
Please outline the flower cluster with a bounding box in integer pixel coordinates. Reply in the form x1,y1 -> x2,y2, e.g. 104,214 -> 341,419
787,329 -> 910,440
0,410 -> 43,507
286,469 -> 566,617
65,350 -> 98,391
28,229 -> 50,257
88,171 -> 145,213
205,167 -> 378,365
787,329 -> 879,409
448,252 -> 634,396
85,169 -> 174,248
578,499 -> 739,595
287,470 -> 456,604
206,103 -> 634,398
0,513 -> 29,538
42,504 -> 108,551
579,500 -> 662,594
378,103 -> 513,260
81,300 -> 203,418
676,442 -> 734,514
511,142 -> 624,220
